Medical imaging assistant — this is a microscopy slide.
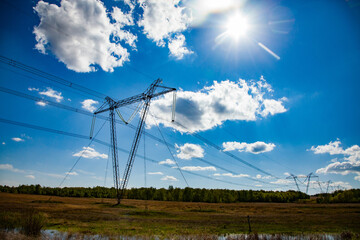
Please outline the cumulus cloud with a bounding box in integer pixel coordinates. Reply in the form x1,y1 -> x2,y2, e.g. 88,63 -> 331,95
161,175 -> 178,181
181,166 -> 216,171
66,171 -> 78,176
309,139 -> 344,155
25,175 -> 35,179
39,87 -> 63,102
214,173 -> 250,178
36,101 -> 47,107
138,0 -> 192,57
270,179 -> 292,185
28,87 -> 39,92
223,141 -> 276,154
12,137 -> 24,142
159,159 -> 176,165
168,34 -> 193,59
148,172 -> 163,175
73,147 -> 108,159
81,99 -> 99,112
0,164 -> 25,173
176,143 -> 204,160
33,0 -> 135,72
149,77 -> 287,132
310,139 -> 360,181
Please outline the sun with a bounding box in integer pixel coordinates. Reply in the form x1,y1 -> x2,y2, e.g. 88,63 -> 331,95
226,14 -> 249,41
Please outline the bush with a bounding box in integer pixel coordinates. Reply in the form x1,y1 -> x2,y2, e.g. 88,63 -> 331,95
0,211 -> 21,230
21,209 -> 47,236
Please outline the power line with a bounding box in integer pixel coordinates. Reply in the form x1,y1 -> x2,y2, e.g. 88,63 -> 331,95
1,0 -> 156,81
150,113 -> 189,187
173,121 -> 279,179
58,120 -> 107,187
0,55 -> 107,100
1,55 -> 284,182
0,86 -> 289,188
0,86 -> 286,187
0,117 -> 261,189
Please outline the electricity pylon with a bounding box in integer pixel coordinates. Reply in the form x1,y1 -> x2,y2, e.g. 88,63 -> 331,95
91,79 -> 176,204
286,174 -> 301,192
305,172 -> 318,194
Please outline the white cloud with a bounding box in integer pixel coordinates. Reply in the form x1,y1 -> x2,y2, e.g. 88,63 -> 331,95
149,77 -> 287,132
0,164 -> 25,173
168,34 -> 193,59
223,141 -> 276,154
329,181 -> 352,190
138,0 -> 192,56
73,147 -> 108,159
91,176 -> 103,181
161,175 -> 178,181
316,161 -> 360,176
66,171 -> 78,176
311,139 -> 360,181
309,139 -> 344,155
159,159 -> 176,165
270,179 -> 292,185
77,169 -> 95,175
181,166 -> 216,171
12,137 -> 24,142
39,87 -> 63,102
2,142 -> 5,145
25,175 -> 35,179
215,173 -> 250,178
36,101 -> 47,106
176,143 -> 204,160
81,99 -> 99,112
44,173 -> 64,178
261,99 -> 287,117
148,172 -> 163,175
28,87 -> 39,92
355,175 -> 360,182
33,0 -> 134,72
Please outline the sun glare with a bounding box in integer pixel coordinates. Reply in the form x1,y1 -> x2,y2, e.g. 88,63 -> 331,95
226,14 -> 249,40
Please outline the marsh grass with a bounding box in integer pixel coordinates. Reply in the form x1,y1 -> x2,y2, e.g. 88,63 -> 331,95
0,211 -> 21,229
21,209 -> 47,236
1,193 -> 360,237
127,210 -> 174,217
188,208 -> 218,213
31,200 -> 63,204
97,202 -> 136,208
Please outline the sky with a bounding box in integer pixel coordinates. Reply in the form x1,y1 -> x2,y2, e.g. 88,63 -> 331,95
0,0 -> 359,195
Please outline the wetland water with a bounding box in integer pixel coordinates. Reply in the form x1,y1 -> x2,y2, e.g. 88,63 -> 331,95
20,229 -> 345,240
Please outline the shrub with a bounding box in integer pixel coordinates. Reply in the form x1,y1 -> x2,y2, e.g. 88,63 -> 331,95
21,209 -> 47,236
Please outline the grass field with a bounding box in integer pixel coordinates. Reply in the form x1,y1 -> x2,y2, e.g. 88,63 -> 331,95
0,192 -> 359,238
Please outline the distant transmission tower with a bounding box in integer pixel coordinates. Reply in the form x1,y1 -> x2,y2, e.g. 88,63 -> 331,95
305,172 -> 318,194
90,79 -> 176,204
286,173 -> 301,192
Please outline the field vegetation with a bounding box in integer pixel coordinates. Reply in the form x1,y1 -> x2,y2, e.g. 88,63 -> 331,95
0,192 -> 359,238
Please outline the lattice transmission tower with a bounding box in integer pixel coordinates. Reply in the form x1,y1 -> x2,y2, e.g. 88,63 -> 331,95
90,79 -> 176,204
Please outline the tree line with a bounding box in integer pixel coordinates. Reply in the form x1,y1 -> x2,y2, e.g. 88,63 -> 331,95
0,184 -> 310,203
316,189 -> 360,203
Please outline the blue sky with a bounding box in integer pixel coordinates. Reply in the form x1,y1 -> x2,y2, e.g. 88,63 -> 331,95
0,0 -> 359,194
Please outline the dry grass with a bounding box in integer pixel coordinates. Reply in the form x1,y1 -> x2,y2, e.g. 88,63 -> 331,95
0,192 -> 359,237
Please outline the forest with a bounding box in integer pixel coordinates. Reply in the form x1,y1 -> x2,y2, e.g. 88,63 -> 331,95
315,189 -> 360,203
1,184 -> 309,203
1,185 -> 359,203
